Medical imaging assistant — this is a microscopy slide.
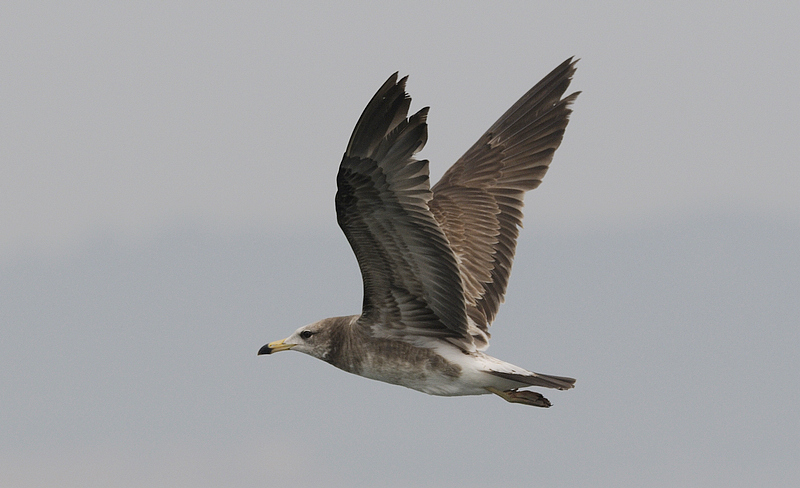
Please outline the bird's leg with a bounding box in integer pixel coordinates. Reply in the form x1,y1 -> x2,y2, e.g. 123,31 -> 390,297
485,387 -> 552,408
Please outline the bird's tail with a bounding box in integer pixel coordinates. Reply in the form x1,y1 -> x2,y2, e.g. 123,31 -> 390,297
488,370 -> 576,390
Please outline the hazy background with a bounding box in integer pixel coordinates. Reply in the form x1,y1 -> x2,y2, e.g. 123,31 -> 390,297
2,2 -> 799,487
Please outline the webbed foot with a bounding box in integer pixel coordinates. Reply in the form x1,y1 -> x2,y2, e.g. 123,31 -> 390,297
486,387 -> 552,408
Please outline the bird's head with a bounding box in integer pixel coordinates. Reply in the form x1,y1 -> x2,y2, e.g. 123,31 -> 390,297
258,316 -> 355,361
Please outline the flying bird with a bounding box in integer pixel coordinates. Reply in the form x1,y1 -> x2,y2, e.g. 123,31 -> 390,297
260,59 -> 579,407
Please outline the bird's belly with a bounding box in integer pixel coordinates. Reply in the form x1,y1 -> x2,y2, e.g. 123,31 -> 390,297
340,341 -> 491,396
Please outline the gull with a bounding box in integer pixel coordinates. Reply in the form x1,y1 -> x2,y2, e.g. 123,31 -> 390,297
260,59 -> 579,407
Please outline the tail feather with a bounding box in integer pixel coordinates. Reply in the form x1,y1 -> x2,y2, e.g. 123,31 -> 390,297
488,370 -> 576,391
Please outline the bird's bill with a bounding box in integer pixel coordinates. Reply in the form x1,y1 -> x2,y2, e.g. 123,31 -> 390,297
258,338 -> 296,355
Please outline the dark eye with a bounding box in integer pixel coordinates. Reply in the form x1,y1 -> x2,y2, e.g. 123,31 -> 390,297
300,330 -> 313,340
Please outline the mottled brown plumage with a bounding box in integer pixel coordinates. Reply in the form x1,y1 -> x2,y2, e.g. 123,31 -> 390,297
261,59 -> 580,407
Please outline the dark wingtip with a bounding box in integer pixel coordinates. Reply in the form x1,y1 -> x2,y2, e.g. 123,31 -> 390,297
257,344 -> 272,355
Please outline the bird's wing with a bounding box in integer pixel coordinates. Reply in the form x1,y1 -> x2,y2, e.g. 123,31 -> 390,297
429,58 -> 580,347
337,73 -> 474,350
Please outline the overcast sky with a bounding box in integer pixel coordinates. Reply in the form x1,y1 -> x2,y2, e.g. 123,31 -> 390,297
2,3 -> 799,488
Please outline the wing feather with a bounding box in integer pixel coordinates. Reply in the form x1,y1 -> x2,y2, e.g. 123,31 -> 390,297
337,74 -> 473,349
430,58 -> 580,345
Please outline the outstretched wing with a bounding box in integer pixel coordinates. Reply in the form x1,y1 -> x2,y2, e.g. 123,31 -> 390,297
430,58 -> 580,346
336,73 -> 473,349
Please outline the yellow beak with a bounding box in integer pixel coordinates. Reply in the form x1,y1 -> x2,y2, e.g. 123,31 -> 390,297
258,338 -> 296,355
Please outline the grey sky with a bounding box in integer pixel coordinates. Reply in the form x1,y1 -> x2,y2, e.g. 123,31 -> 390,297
3,2 -> 798,256
2,2 -> 799,487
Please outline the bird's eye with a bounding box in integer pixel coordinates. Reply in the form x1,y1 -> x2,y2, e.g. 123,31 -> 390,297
300,330 -> 313,340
